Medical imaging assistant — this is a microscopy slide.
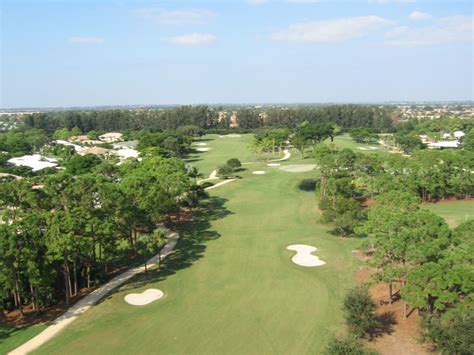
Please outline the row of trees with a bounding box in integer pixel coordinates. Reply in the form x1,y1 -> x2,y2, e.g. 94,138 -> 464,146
312,143 -> 473,353
22,105 -> 394,133
0,154 -> 206,316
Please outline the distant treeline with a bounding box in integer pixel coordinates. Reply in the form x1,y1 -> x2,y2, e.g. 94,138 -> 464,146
22,105 -> 394,133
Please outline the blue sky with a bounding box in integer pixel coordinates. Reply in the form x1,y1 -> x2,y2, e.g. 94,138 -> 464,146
1,0 -> 473,108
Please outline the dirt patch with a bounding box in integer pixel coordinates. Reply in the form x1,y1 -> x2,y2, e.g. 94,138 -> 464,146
354,253 -> 431,355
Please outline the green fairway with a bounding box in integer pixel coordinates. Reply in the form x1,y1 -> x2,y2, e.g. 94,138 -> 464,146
424,200 -> 474,227
33,135 -> 360,354
0,324 -> 47,354
188,134 -> 256,177
327,134 -> 389,155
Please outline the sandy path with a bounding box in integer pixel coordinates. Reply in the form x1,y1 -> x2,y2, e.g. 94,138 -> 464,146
204,179 -> 235,190
9,232 -> 179,355
269,149 -> 291,162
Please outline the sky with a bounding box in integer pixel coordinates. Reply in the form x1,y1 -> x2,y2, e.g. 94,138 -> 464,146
1,0 -> 473,108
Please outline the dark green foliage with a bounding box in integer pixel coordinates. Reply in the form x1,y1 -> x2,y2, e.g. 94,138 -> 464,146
463,128 -> 474,151
324,335 -> 378,355
421,309 -> 474,355
349,128 -> 378,143
226,158 -> 242,170
217,164 -> 234,178
394,133 -> 426,154
343,286 -> 378,338
65,154 -> 102,175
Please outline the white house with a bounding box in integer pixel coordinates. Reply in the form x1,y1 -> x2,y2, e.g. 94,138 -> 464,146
427,141 -> 460,149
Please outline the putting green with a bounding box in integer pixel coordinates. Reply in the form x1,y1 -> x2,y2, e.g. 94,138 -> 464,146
32,135 -> 361,354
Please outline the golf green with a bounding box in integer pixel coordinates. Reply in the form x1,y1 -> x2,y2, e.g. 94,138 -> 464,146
33,136 -> 360,354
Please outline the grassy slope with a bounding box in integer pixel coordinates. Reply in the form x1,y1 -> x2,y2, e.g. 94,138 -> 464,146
424,200 -> 474,227
0,324 -> 47,355
34,135 -> 360,355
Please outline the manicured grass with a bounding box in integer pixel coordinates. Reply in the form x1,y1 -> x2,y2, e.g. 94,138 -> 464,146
423,200 -> 474,227
327,134 -> 389,155
0,324 -> 47,354
34,136 -> 360,354
188,134 -> 256,177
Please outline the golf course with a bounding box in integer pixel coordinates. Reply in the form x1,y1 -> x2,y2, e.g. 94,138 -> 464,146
4,134 -> 471,355
26,134 -> 360,354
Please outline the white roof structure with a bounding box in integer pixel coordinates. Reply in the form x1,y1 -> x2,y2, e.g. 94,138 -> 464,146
427,141 -> 460,149
54,140 -> 84,153
8,154 -> 58,171
99,132 -> 123,142
116,148 -> 139,159
442,133 -> 451,139
454,131 -> 465,139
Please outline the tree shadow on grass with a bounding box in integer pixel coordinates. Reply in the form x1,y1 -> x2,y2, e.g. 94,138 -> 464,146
110,196 -> 232,294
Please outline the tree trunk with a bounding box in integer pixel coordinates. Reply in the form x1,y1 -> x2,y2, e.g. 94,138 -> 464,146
73,259 -> 78,296
64,260 -> 70,305
389,282 -> 393,304
30,283 -> 36,311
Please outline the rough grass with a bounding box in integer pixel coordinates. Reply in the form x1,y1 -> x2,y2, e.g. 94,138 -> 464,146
0,324 -> 47,354
33,135 -> 360,355
327,134 -> 389,155
423,200 -> 474,227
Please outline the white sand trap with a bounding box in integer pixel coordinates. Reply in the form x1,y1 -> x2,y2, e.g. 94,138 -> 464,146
287,245 -> 326,267
124,289 -> 164,306
279,164 -> 316,173
219,134 -> 242,138
196,147 -> 210,152
252,170 -> 266,175
267,163 -> 281,167
196,142 -> 207,146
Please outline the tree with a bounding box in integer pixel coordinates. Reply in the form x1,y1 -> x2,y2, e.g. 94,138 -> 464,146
292,122 -> 335,158
324,335 -> 378,355
226,158 -> 241,171
136,229 -> 168,277
343,286 -> 378,339
350,128 -> 378,144
420,308 -> 474,355
217,164 -> 234,178
462,128 -> 474,151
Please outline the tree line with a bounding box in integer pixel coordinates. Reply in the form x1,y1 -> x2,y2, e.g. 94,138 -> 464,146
0,153 -> 206,316
21,104 -> 394,133
312,144 -> 473,354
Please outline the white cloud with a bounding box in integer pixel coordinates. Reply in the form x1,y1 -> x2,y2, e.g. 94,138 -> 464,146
163,33 -> 217,45
385,15 -> 473,47
68,37 -> 104,44
135,8 -> 216,25
246,0 -> 269,5
408,11 -> 432,21
270,16 -> 394,43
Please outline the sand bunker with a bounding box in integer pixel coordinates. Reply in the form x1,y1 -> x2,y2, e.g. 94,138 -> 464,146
124,289 -> 164,306
196,147 -> 210,152
219,134 -> 242,138
358,147 -> 378,151
267,163 -> 281,167
279,164 -> 316,173
196,143 -> 208,146
252,170 -> 266,175
287,244 -> 325,267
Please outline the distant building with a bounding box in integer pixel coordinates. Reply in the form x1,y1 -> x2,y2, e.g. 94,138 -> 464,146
99,132 -> 123,143
427,141 -> 460,149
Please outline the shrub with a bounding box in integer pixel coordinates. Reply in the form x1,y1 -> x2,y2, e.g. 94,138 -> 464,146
324,335 -> 378,355
343,286 -> 378,338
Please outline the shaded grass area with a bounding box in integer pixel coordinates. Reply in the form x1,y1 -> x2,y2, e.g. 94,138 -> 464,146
423,200 -> 474,227
34,140 -> 360,354
0,324 -> 47,354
